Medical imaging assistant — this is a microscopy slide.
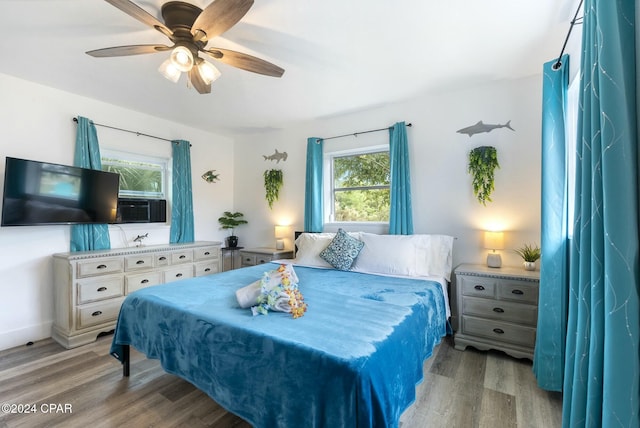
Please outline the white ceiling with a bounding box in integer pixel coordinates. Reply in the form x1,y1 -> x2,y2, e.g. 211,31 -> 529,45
0,0 -> 576,136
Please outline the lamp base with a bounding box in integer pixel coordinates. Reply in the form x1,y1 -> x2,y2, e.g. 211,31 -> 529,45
487,252 -> 502,268
275,239 -> 284,250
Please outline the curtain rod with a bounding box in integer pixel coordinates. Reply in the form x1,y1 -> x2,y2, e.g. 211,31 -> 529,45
553,0 -> 583,70
321,122 -> 412,141
72,117 -> 173,142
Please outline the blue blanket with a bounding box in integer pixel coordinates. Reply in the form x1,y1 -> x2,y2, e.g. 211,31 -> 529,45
110,263 -> 448,428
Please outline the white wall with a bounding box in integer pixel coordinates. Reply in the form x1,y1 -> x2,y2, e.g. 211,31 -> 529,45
233,74 -> 542,270
0,73 -> 235,350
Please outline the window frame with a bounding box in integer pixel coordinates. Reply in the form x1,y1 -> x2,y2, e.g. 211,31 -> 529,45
323,144 -> 390,224
100,149 -> 170,200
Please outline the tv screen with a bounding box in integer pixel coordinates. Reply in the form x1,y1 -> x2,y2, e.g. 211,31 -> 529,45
1,157 -> 120,226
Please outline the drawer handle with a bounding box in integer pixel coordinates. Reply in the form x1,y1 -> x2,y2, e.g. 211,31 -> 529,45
512,289 -> 524,295
474,285 -> 485,291
179,255 -> 186,259
141,279 -> 149,284
493,307 -> 504,313
204,251 -> 210,255
97,264 -> 107,270
136,260 -> 145,265
175,273 -> 183,278
204,268 -> 211,272
493,328 -> 505,334
91,311 -> 103,317
97,286 -> 107,292
159,256 -> 167,261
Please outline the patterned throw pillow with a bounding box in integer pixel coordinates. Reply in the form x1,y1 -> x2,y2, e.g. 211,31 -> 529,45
319,228 -> 364,270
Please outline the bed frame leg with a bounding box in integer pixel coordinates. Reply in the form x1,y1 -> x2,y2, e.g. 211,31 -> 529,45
123,345 -> 130,377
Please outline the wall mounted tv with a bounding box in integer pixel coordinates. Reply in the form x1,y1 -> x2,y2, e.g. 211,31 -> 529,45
1,157 -> 120,226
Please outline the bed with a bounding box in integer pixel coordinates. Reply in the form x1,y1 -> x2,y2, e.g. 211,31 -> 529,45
110,231 -> 454,428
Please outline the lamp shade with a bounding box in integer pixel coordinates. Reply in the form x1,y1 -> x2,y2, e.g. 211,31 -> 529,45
275,225 -> 289,250
158,58 -> 181,83
197,60 -> 221,85
170,45 -> 194,72
484,231 -> 504,250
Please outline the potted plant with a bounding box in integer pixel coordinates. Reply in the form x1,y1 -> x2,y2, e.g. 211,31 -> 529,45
218,211 -> 248,248
514,243 -> 541,271
264,169 -> 283,209
468,146 -> 500,205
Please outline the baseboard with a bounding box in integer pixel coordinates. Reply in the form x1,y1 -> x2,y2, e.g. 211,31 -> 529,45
0,322 -> 52,351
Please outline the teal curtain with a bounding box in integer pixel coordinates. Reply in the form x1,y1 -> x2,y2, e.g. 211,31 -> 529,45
304,137 -> 323,232
563,1 -> 639,426
169,140 -> 194,243
389,122 -> 413,235
70,116 -> 111,252
533,54 -> 569,391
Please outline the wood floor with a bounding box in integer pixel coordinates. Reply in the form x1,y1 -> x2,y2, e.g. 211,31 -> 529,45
0,334 -> 562,428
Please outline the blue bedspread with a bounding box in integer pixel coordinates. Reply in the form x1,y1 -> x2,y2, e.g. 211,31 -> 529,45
110,263 -> 448,428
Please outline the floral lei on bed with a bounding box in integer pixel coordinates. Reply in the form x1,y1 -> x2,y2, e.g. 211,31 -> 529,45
252,264 -> 308,318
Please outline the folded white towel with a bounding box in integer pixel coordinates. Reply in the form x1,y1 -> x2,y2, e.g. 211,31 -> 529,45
271,292 -> 291,313
235,280 -> 261,308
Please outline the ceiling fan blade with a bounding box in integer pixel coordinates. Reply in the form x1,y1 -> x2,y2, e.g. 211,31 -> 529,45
104,0 -> 173,38
188,68 -> 212,94
192,0 -> 254,41
204,48 -> 284,77
86,44 -> 171,57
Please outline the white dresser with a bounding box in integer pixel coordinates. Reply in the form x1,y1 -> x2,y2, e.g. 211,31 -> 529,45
52,241 -> 222,349
452,263 -> 540,360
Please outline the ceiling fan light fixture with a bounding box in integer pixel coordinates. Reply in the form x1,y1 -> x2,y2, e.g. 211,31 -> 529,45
170,45 -> 194,72
158,58 -> 181,83
197,60 -> 221,85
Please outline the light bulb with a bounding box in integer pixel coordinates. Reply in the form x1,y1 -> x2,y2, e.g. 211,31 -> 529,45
197,61 -> 221,85
158,58 -> 181,83
170,46 -> 194,72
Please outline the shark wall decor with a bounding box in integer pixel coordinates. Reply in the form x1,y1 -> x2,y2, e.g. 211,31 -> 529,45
457,120 -> 515,137
263,149 -> 288,163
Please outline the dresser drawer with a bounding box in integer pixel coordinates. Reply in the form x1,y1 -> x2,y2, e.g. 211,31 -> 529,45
462,296 -> 537,325
77,276 -> 124,304
155,253 -> 170,267
194,261 -> 219,277
124,254 -> 154,271
462,315 -> 536,347
164,266 -> 194,282
497,281 -> 539,304
125,271 -> 163,294
171,251 -> 193,264
77,258 -> 123,278
77,298 -> 124,329
460,276 -> 496,298
194,246 -> 219,261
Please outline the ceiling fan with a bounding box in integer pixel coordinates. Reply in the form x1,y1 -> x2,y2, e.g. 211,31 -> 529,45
87,0 -> 285,94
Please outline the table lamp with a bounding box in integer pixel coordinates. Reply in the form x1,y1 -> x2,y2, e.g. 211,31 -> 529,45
275,225 -> 288,250
484,231 -> 504,268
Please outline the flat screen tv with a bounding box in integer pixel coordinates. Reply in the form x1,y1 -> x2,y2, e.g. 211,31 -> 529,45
1,157 -> 120,226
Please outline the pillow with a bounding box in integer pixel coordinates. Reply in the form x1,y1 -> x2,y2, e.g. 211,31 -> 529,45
413,234 -> 454,281
294,233 -> 334,268
294,232 -> 362,268
319,229 -> 364,270
351,232 -> 418,276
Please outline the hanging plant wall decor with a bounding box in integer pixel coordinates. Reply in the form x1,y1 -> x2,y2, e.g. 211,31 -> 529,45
264,169 -> 283,209
468,146 -> 500,205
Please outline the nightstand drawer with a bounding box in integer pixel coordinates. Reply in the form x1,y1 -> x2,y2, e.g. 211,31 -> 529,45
462,315 -> 536,347
462,296 -> 537,325
241,254 -> 257,266
460,276 -> 496,298
497,281 -> 538,304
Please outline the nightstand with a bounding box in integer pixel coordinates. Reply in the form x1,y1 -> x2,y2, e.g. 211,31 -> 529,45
239,247 -> 294,267
452,263 -> 540,360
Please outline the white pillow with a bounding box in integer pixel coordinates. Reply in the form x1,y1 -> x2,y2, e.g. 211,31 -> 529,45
351,233 -> 418,276
414,234 -> 454,281
294,232 -> 362,268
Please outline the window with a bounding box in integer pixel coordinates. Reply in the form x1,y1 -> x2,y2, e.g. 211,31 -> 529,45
325,146 -> 390,222
101,150 -> 168,199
